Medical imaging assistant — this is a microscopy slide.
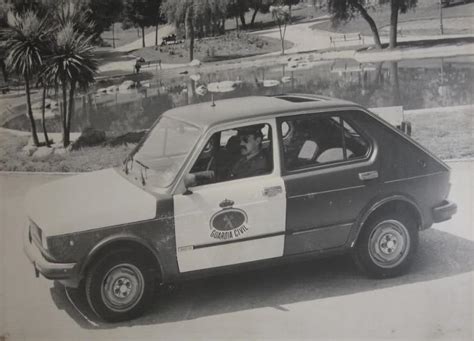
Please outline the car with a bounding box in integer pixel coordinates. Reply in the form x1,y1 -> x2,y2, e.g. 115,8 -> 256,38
24,94 -> 457,322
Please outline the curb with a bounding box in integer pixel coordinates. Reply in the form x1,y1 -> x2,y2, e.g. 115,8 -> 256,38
0,171 -> 80,175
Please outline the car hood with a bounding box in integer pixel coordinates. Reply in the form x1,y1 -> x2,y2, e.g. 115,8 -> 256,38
25,168 -> 157,236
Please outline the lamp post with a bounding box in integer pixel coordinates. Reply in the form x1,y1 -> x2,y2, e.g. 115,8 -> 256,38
439,0 -> 444,35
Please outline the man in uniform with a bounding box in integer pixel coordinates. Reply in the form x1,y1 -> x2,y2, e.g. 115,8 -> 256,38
229,126 -> 270,179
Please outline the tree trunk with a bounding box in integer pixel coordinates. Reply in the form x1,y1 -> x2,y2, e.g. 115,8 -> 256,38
354,2 -> 382,49
141,26 -> 146,48
251,8 -> 259,26
239,13 -> 246,27
185,6 -> 194,61
67,82 -> 76,147
389,61 -> 401,106
155,23 -> 158,46
390,0 -> 399,49
24,74 -> 40,146
41,85 -> 50,147
0,59 -> 8,83
112,23 -> 115,48
61,81 -> 68,147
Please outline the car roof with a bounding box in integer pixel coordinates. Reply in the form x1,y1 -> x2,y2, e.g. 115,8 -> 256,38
162,94 -> 358,129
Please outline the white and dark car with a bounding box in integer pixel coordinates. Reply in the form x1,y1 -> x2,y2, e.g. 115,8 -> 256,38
24,94 -> 456,322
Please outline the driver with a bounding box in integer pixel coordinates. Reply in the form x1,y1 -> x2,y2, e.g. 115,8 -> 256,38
229,126 -> 269,179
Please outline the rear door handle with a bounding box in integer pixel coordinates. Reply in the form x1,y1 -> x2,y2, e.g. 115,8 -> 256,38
359,171 -> 379,181
263,186 -> 282,197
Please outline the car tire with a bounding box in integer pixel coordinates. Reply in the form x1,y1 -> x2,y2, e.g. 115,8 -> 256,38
85,249 -> 155,322
353,212 -> 418,278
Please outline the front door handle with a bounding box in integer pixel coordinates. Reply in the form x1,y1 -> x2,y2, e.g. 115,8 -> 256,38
263,186 -> 283,197
359,170 -> 379,181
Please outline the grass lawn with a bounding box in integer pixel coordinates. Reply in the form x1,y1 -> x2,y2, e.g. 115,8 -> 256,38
312,2 -> 474,37
0,109 -> 471,172
0,131 -> 132,172
408,110 -> 473,160
100,24 -> 156,48
133,32 -> 293,64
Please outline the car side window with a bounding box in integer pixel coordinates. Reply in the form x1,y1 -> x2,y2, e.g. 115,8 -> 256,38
279,114 -> 369,171
188,123 -> 273,186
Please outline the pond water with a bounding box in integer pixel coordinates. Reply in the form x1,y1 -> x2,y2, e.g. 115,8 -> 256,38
4,55 -> 473,133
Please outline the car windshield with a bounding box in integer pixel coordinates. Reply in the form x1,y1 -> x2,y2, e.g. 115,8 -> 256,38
130,116 -> 202,187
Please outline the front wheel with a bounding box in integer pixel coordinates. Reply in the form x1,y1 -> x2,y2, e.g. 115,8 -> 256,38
85,249 -> 156,322
353,213 -> 418,278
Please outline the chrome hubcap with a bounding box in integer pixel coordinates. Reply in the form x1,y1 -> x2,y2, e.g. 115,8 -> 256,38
368,220 -> 410,268
101,264 -> 144,312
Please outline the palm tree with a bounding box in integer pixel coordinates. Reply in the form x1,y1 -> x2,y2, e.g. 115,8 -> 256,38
3,10 -> 50,146
42,21 -> 97,147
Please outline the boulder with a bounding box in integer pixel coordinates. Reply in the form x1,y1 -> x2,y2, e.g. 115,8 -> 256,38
71,127 -> 106,150
22,144 -> 37,156
118,80 -> 135,92
54,147 -> 67,155
189,59 -> 201,67
32,146 -> 53,158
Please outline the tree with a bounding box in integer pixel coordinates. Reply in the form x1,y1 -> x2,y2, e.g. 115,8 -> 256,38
270,2 -> 290,55
88,0 -> 124,47
3,10 -> 51,146
42,15 -> 97,147
326,0 -> 382,49
0,2 -> 11,83
382,0 -> 417,48
162,0 -> 194,60
249,0 -> 272,26
123,0 -> 161,48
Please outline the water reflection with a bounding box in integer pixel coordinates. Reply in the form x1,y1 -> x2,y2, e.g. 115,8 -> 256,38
4,56 -> 473,133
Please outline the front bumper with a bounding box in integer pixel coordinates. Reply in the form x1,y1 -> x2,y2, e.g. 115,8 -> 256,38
23,227 -> 77,280
432,200 -> 457,223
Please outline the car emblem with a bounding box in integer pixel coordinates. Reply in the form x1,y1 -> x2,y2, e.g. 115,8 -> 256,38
209,199 -> 249,240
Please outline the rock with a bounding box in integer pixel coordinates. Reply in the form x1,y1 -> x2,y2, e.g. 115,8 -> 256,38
118,80 -> 135,91
54,147 -> 67,155
71,127 -> 106,150
195,85 -> 207,96
32,146 -> 53,158
22,145 -> 37,156
189,59 -> 201,67
190,74 -> 201,81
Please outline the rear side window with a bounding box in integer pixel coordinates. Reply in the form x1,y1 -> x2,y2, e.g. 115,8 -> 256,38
279,113 -> 369,171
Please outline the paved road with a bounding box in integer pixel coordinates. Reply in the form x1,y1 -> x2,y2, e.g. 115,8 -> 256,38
0,161 -> 473,340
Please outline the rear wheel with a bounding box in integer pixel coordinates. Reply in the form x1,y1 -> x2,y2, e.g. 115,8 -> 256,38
85,249 -> 156,322
353,213 -> 418,278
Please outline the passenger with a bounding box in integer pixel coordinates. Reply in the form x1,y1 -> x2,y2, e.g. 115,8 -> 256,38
229,127 -> 269,179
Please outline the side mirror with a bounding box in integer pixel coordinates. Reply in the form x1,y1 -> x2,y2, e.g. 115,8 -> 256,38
183,174 -> 196,195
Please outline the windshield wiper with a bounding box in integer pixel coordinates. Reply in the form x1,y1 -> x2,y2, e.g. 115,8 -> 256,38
135,159 -> 149,186
123,155 -> 134,175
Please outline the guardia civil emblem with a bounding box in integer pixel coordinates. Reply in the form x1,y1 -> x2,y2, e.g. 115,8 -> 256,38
209,199 -> 249,240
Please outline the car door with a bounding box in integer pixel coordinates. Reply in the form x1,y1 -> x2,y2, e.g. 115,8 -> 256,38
277,110 -> 379,255
173,120 -> 286,273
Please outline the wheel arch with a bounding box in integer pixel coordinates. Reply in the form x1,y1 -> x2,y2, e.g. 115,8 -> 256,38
350,195 -> 423,248
79,234 -> 164,282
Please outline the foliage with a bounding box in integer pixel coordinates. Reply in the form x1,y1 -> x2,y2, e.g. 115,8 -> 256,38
122,0 -> 161,47
2,10 -> 52,146
41,4 -> 98,147
326,0 -> 382,48
88,0 -> 124,37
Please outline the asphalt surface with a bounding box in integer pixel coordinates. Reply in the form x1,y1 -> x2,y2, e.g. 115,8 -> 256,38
0,161 -> 472,340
